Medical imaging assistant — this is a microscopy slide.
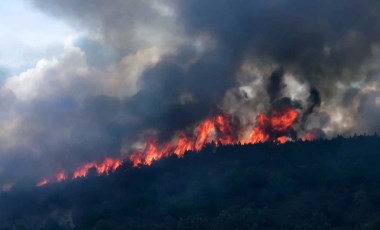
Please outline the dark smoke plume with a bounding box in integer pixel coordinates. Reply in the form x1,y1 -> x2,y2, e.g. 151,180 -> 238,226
1,0 -> 380,185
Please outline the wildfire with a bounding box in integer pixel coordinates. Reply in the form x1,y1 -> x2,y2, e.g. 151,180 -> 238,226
96,157 -> 123,174
37,178 -> 49,187
243,108 -> 298,145
129,109 -> 300,167
214,114 -> 234,145
56,170 -> 66,182
174,132 -> 194,157
37,108 -> 307,186
301,132 -> 315,141
276,136 -> 287,144
194,119 -> 216,151
244,114 -> 270,144
72,157 -> 122,179
271,109 -> 299,132
72,162 -> 96,179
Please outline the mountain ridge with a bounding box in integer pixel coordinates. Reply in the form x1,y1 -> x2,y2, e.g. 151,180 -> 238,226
1,135 -> 380,230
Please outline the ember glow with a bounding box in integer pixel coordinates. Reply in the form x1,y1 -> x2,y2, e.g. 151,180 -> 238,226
301,132 -> 315,142
276,136 -> 288,144
37,178 -> 49,187
55,170 -> 66,182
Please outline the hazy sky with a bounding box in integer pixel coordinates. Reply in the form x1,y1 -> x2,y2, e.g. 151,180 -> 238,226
0,0 -> 74,75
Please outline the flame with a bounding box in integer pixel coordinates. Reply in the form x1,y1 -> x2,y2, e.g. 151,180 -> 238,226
276,136 -> 287,144
194,119 -> 216,151
130,149 -> 144,167
130,117 -> 219,166
130,140 -> 173,167
271,109 -> 299,132
174,131 -> 194,157
243,109 -> 298,144
214,114 -> 234,145
96,157 -> 122,174
37,178 -> 49,187
38,108 -> 302,185
140,141 -> 162,166
130,109 -> 299,167
34,157 -> 122,186
56,170 -> 66,182
244,114 -> 270,144
72,162 -> 96,179
72,157 -> 122,179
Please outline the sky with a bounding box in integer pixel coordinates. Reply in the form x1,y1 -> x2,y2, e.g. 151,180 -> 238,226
0,0 -> 76,76
2,0 -> 380,188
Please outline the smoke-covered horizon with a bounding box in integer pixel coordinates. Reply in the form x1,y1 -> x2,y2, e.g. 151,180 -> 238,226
1,0 -> 380,187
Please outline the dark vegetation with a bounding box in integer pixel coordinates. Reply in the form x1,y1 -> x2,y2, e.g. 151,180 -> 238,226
1,135 -> 380,229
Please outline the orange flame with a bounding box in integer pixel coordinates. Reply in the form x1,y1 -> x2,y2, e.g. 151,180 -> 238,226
39,108 -> 302,185
194,119 -> 216,151
141,141 -> 161,166
214,114 -> 234,145
130,110 -> 299,167
72,157 -> 122,179
271,109 -> 299,132
130,149 -> 144,167
244,114 -> 270,144
96,157 -> 122,174
276,136 -> 287,144
129,140 -> 173,167
174,131 -> 194,157
72,162 -> 96,179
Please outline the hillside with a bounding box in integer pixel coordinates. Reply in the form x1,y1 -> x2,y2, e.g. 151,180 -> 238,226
1,136 -> 380,230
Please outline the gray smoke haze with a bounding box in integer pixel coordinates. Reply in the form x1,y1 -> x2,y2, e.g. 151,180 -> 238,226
1,0 -> 380,186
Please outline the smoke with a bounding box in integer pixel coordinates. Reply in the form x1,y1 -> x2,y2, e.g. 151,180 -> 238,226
303,88 -> 322,120
0,0 -> 380,186
267,68 -> 286,104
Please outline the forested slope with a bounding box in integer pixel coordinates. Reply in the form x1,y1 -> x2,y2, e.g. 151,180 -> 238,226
1,136 -> 380,230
